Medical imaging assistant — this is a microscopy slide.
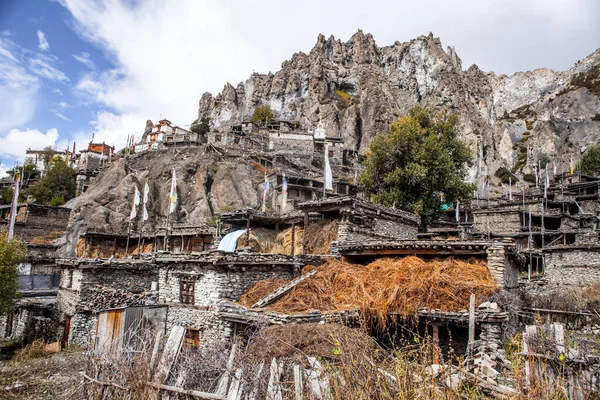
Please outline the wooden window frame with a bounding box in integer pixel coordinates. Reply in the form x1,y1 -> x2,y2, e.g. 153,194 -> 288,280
183,328 -> 200,349
180,276 -> 195,305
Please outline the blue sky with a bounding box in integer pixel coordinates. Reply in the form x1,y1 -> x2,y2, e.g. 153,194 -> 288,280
0,0 -> 598,178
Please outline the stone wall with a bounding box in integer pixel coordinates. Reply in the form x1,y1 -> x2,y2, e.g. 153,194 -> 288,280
56,265 -> 158,346
485,244 -> 519,290
337,218 -> 418,244
159,264 -> 294,306
166,306 -> 231,350
544,248 -> 600,287
473,210 -> 521,235
268,132 -> 314,155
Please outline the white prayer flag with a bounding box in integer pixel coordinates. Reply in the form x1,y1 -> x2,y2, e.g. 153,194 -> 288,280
324,144 -> 333,191
130,185 -> 140,220
142,180 -> 150,221
169,168 -> 177,214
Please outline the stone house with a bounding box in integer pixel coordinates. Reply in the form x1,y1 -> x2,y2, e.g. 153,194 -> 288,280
143,119 -> 200,151
55,259 -> 159,346
297,196 -> 421,250
155,252 -> 317,349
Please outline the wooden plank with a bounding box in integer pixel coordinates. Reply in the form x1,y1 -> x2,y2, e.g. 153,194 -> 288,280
252,269 -> 318,308
226,368 -> 243,400
216,344 -> 238,395
266,358 -> 282,400
149,330 -> 163,376
148,382 -> 225,400
305,357 -> 323,400
246,362 -> 264,400
293,364 -> 303,400
155,325 -> 185,384
467,293 -> 476,356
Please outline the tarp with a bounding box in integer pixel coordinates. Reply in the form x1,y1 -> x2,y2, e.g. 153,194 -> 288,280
217,229 -> 247,252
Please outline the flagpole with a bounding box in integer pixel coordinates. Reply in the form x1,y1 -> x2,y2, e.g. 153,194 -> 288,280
7,172 -> 20,241
125,218 -> 132,257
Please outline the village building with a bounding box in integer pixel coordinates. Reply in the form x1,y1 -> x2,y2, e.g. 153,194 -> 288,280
0,204 -> 70,343
74,141 -> 115,195
141,119 -> 201,151
470,174 -> 600,285
24,148 -> 71,176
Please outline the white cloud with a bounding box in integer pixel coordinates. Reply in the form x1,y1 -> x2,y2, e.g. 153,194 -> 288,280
29,57 -> 69,82
37,30 -> 49,51
72,51 -> 95,69
53,111 -> 70,121
0,41 -> 18,62
0,128 -> 59,160
53,88 -> 64,96
0,58 -> 40,133
58,101 -> 70,109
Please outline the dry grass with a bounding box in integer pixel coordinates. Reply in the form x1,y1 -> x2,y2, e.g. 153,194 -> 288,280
238,277 -> 290,307
275,219 -> 339,255
13,340 -> 50,363
264,257 -> 496,324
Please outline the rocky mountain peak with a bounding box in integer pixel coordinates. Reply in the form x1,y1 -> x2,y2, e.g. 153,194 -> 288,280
198,32 -> 600,185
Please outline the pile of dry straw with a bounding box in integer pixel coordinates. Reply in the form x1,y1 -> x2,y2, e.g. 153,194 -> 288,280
241,256 -> 497,323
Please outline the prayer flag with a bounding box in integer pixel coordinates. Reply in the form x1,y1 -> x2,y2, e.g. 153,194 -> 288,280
169,168 -> 177,214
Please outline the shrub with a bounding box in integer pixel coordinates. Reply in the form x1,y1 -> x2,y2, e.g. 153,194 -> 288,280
579,145 -> 600,176
494,167 -> 518,184
592,113 -> 600,122
523,173 -> 536,183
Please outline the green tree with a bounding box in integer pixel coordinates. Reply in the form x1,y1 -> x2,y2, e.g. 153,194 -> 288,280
0,232 -> 27,315
191,117 -> 210,135
360,105 -> 475,226
250,105 -> 274,125
29,161 -> 76,205
579,145 -> 600,176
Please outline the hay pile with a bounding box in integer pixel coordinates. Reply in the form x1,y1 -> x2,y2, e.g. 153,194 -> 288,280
276,219 -> 338,255
238,278 -> 290,307
243,323 -> 384,365
265,256 -> 496,322
236,228 -> 280,253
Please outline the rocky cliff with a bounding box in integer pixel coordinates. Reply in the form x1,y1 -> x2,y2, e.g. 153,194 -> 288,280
198,31 -> 600,184
67,148 -> 266,239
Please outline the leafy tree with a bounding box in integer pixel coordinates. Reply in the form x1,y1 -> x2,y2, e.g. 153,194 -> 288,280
191,117 -> 210,134
579,145 -> 600,176
0,232 -> 26,315
250,105 -> 274,125
29,161 -> 76,205
360,105 -> 475,226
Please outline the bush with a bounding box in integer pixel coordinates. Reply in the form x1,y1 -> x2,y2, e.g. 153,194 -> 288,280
50,195 -> 66,207
523,173 -> 536,183
494,167 -> 518,184
592,113 -> 600,122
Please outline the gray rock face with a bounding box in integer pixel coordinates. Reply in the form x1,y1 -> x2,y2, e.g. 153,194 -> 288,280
69,148 -> 264,234
198,31 -> 600,184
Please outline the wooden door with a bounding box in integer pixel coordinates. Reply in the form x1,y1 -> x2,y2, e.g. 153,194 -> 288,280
61,315 -> 71,349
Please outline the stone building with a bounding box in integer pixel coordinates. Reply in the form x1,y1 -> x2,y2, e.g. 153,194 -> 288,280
140,119 -> 200,151
156,252 -> 318,349
55,258 -> 159,346
297,196 -> 421,249
0,204 -> 70,343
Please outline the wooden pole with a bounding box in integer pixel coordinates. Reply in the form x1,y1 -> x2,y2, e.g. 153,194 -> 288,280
125,219 -> 132,257
433,324 -> 440,364
303,213 -> 309,254
468,293 -> 475,356
137,220 -> 144,257
291,223 -> 296,256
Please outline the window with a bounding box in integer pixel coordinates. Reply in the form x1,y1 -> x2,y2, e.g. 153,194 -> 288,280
67,270 -> 73,288
180,276 -> 195,304
328,150 -> 334,158
215,135 -> 222,143
234,137 -> 240,144
184,328 -> 200,349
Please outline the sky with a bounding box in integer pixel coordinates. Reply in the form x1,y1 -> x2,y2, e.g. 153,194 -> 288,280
0,0 -> 598,178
